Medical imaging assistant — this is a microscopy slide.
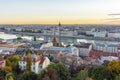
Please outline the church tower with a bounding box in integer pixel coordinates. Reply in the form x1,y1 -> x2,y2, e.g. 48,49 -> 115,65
52,26 -> 59,46
58,22 -> 61,42
59,22 -> 61,27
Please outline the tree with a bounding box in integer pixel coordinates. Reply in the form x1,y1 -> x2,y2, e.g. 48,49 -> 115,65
5,55 -> 21,72
56,62 -> 70,80
12,63 -> 21,74
12,63 -> 22,80
20,72 -> 41,80
0,69 -> 13,80
43,68 -> 58,80
47,62 -> 70,80
102,60 -> 110,67
42,75 -> 50,80
76,69 -> 88,80
5,73 -> 14,80
25,49 -> 32,72
115,74 -> 120,80
17,37 -> 22,40
34,50 -> 39,55
86,77 -> 93,80
25,48 -> 31,55
33,36 -> 36,41
26,55 -> 32,72
4,66 -> 12,72
108,60 -> 120,78
0,68 -> 6,80
88,66 -> 112,80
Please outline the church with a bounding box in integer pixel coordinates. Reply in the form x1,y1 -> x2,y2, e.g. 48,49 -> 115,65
52,22 -> 61,47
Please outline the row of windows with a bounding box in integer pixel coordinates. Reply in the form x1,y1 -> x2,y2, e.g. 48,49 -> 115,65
96,47 -> 117,53
20,61 -> 36,65
20,65 -> 36,71
19,65 -> 26,69
19,61 -> 25,64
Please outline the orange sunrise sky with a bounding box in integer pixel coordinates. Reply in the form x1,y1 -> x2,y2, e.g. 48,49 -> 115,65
0,0 -> 120,24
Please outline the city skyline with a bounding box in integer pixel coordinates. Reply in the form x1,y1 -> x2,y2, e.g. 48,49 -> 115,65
0,0 -> 120,24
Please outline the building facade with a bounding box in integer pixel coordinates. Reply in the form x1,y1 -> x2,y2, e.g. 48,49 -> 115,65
94,43 -> 118,53
19,54 -> 50,74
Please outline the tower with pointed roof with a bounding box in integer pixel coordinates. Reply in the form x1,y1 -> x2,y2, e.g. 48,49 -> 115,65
52,26 -> 59,46
59,22 -> 61,27
52,22 -> 62,47
58,22 -> 61,43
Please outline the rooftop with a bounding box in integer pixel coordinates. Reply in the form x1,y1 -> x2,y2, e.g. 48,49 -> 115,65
20,55 -> 45,63
73,43 -> 91,48
90,50 -> 117,57
0,43 -> 26,48
42,47 -> 72,53
95,43 -> 118,47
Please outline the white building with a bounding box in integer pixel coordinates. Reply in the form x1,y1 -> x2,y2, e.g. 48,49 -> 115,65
73,43 -> 93,56
5,27 -> 11,31
16,28 -> 22,32
108,32 -> 120,38
40,42 -> 53,49
94,43 -> 118,53
19,54 -> 50,74
86,28 -> 107,37
94,31 -> 107,37
44,30 -> 78,36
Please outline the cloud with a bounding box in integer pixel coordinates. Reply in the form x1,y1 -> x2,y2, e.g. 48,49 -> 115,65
104,18 -> 120,20
108,13 -> 120,16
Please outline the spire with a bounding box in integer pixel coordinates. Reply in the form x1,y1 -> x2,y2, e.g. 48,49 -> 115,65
58,22 -> 61,46
59,22 -> 61,27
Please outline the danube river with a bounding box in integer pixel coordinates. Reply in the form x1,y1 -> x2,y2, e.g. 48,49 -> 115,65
0,32 -> 120,46
0,33 -> 43,40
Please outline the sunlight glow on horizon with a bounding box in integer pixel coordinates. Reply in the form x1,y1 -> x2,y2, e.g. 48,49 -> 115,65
0,0 -> 120,24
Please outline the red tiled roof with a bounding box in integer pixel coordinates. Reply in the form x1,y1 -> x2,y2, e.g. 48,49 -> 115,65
85,56 -> 98,61
39,57 -> 45,64
20,56 -> 45,63
0,57 -> 4,61
38,50 -> 57,54
86,57 -> 91,61
33,56 -> 44,63
89,50 -> 117,57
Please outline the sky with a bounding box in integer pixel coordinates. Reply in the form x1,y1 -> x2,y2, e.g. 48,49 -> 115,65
0,0 -> 120,24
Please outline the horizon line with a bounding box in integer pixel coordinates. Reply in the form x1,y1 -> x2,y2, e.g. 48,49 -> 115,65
0,23 -> 120,25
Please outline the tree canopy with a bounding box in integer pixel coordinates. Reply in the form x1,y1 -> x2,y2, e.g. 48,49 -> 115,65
47,62 -> 70,80
108,60 -> 120,78
88,66 -> 112,80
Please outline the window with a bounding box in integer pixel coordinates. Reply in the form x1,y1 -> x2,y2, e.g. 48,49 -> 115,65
19,61 -> 21,64
33,62 -> 35,65
24,66 -> 25,68
40,65 -> 42,68
33,67 -> 35,70
19,65 -> 22,68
